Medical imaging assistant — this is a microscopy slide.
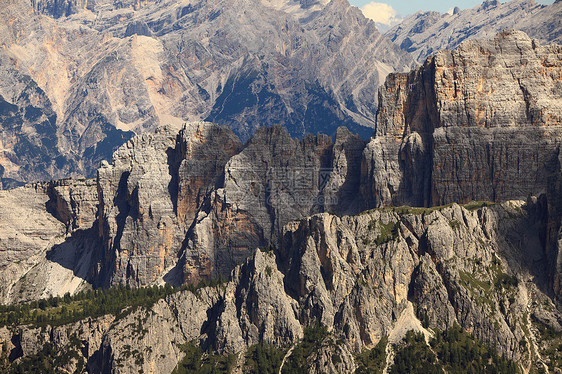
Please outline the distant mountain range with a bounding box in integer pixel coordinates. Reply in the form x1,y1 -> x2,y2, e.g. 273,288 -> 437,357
387,0 -> 562,62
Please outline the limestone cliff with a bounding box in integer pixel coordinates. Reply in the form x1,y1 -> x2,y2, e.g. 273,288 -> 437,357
0,179 -> 99,304
96,122 -> 365,287
363,30 -> 562,208
362,30 -> 562,303
97,122 -> 243,287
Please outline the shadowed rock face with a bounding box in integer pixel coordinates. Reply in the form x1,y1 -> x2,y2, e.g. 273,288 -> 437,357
362,30 -> 562,303
0,0 -> 412,187
0,121 -> 367,300
96,123 -> 243,287
0,179 -> 99,304
96,122 -> 366,286
180,125 -> 365,283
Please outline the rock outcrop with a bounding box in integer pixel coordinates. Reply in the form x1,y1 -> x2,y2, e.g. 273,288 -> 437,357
0,179 -> 99,303
3,28 -> 562,299
96,122 -> 242,287
96,121 -> 367,286
362,31 -> 562,304
387,0 -> 562,63
363,30 -> 562,208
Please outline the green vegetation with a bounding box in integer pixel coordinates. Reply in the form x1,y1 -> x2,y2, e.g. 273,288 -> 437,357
449,219 -> 461,230
459,270 -> 492,294
173,323 -> 334,374
258,245 -> 275,253
374,221 -> 399,246
281,322 -> 330,373
265,266 -> 273,277
359,201 -> 495,217
0,278 -> 226,328
244,342 -> 287,374
463,201 -> 494,211
390,331 -> 441,374
531,314 -> 562,371
1,337 -> 85,374
494,273 -> 518,289
172,341 -> 236,374
387,326 -> 519,374
356,336 -> 388,374
360,204 -> 454,217
433,325 -> 518,373
392,204 -> 454,215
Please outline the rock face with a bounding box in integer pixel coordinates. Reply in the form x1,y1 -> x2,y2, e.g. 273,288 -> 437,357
180,124 -> 367,283
387,0 -> 562,63
363,30 -> 562,208
0,179 -> 99,304
96,121 -> 367,286
0,120 -> 366,300
0,0 -> 412,187
3,201 -> 562,372
96,122 -> 242,287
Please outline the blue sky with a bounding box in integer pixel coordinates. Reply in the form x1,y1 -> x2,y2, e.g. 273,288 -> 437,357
349,0 -> 556,23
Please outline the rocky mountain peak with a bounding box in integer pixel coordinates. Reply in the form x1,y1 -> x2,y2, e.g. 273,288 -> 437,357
365,30 -> 562,208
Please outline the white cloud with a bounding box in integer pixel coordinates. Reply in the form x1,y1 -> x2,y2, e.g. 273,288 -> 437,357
360,2 -> 401,26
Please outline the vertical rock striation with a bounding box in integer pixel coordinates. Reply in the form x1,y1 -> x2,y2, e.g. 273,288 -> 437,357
96,122 -> 242,287
363,30 -> 562,208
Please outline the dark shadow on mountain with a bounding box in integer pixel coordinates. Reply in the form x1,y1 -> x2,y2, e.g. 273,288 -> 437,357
113,171 -> 133,252
162,254 -> 185,287
166,143 -> 181,215
508,196 -> 557,300
45,225 -> 102,286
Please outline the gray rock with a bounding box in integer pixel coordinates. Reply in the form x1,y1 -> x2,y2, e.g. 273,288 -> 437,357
387,0 -> 562,63
0,0 -> 413,187
363,30 -> 562,208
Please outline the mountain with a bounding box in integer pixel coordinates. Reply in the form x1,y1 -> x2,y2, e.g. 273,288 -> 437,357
363,30 -> 562,208
0,30 -> 561,373
0,0 -> 412,188
387,0 -> 562,63
1,200 -> 561,372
